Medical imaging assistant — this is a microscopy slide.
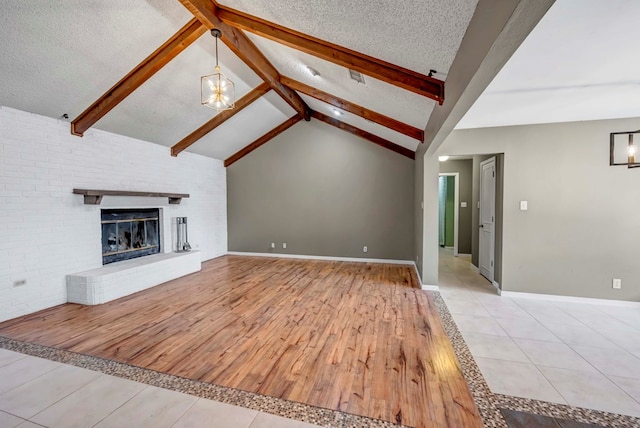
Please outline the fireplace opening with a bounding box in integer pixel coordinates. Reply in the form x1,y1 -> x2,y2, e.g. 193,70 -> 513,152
101,208 -> 161,265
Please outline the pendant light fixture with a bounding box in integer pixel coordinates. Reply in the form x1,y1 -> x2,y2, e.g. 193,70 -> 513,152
609,130 -> 640,169
201,29 -> 235,111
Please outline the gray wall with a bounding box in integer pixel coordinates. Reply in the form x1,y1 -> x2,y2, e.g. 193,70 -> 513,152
414,151 -> 440,285
441,117 -> 640,301
413,0 -> 552,285
227,120 -> 415,261
414,152 -> 425,277
439,159 -> 473,254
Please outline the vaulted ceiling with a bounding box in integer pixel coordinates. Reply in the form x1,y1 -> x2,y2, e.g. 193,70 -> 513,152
0,0 -> 543,164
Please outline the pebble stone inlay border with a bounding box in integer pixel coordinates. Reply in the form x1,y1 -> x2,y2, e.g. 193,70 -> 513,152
0,336 -> 406,428
2,291 -> 640,428
429,291 -> 640,428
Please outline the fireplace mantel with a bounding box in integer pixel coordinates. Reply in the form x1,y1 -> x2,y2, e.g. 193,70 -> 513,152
73,188 -> 189,205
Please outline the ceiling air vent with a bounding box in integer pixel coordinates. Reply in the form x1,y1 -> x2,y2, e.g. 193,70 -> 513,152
348,69 -> 366,84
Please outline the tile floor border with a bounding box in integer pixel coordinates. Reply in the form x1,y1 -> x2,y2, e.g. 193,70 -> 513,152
0,336 -> 406,428
430,291 -> 640,428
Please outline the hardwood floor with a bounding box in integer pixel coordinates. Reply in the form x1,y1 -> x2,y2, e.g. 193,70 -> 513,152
0,256 -> 482,428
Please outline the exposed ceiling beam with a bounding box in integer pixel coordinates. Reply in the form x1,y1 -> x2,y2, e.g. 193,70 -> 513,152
310,111 -> 415,160
280,76 -> 424,142
178,0 -> 310,120
214,3 -> 444,104
71,18 -> 207,137
423,0 -> 554,155
171,82 -> 271,156
224,114 -> 302,166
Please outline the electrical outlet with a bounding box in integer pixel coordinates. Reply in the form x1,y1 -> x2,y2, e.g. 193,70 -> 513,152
282,243 -> 287,249
270,242 -> 275,249
13,279 -> 26,287
612,278 -> 622,289
363,246 -> 368,253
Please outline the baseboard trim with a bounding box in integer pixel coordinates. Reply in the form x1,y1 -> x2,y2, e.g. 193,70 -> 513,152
492,280 -> 500,291
226,251 -> 414,265
470,263 -> 479,272
409,263 -> 439,290
500,291 -> 640,307
412,262 -> 422,284
227,252 -> 435,288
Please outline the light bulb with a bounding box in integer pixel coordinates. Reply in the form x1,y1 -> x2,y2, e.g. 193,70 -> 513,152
628,144 -> 638,156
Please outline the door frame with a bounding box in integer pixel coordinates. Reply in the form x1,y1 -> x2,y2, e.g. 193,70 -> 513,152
438,172 -> 459,257
479,157 -> 496,282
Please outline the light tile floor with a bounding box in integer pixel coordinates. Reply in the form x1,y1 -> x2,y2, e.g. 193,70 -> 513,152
439,248 -> 640,418
0,349 -> 320,428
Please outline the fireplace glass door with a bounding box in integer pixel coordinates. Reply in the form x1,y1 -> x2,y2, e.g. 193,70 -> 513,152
101,209 -> 160,264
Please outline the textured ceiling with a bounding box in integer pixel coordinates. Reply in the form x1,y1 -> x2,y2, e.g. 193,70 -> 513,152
190,91 -> 294,159
97,31 -> 264,149
244,34 -> 435,129
299,95 -> 420,153
456,0 -> 640,129
216,0 -> 479,75
0,0 -> 480,160
0,0 -> 190,120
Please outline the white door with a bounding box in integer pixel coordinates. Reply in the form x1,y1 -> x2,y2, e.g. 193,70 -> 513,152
479,158 -> 496,282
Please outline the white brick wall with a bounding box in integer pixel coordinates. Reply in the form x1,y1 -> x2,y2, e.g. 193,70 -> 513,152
0,106 -> 227,322
67,251 -> 202,305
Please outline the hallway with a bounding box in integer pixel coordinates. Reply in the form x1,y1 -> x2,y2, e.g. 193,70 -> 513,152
439,248 -> 640,420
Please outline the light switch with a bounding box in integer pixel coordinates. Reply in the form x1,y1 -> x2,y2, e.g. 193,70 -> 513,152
461,202 -> 467,208
520,201 -> 528,211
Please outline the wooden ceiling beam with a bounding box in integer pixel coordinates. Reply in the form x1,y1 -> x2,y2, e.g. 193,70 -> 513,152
224,114 -> 302,167
214,3 -> 444,104
311,111 -> 415,160
281,76 -> 424,142
171,82 -> 271,156
71,18 -> 207,137
178,0 -> 310,120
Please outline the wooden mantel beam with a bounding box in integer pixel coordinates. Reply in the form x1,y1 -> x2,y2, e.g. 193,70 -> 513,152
172,82 -> 271,156
311,111 -> 415,160
214,3 -> 445,104
280,76 -> 424,142
178,0 -> 310,120
224,114 -> 302,166
71,18 -> 207,137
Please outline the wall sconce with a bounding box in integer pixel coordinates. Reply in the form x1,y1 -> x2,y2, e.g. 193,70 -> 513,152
610,130 -> 640,169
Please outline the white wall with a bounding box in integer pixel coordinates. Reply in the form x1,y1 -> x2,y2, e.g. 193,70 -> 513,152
0,107 -> 227,321
440,116 -> 640,301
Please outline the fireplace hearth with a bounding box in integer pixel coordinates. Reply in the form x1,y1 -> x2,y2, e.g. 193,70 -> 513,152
101,209 -> 160,264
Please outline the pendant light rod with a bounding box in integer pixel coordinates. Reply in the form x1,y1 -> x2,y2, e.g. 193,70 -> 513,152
211,28 -> 222,68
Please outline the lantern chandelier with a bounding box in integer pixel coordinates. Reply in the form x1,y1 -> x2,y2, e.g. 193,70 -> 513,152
201,29 -> 235,111
610,130 -> 640,169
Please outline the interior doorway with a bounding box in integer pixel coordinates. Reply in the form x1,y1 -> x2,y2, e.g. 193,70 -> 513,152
438,172 -> 459,256
479,157 -> 496,282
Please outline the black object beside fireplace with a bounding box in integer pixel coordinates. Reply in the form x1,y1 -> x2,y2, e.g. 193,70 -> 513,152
101,209 -> 160,265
